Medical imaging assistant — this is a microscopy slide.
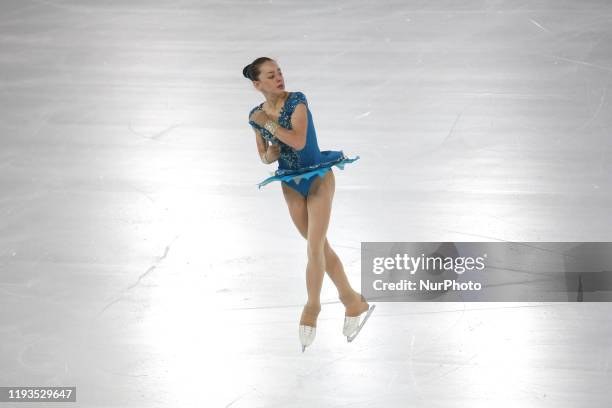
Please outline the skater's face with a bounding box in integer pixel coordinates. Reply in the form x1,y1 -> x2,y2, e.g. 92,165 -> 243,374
254,61 -> 285,94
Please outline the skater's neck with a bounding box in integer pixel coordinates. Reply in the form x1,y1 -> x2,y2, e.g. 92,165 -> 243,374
264,91 -> 289,112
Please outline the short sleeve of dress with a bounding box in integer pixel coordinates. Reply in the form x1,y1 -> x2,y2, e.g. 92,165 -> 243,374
294,91 -> 308,108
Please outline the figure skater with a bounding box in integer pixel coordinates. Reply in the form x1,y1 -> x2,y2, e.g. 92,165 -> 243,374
243,57 -> 375,351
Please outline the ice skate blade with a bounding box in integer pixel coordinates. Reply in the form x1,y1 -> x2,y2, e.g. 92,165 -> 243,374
302,345 -> 306,353
346,304 -> 376,343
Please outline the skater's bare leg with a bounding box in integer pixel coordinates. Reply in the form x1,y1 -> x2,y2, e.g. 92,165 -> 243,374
303,171 -> 335,319
282,172 -> 366,315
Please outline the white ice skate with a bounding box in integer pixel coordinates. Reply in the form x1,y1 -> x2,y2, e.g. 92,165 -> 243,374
299,304 -> 321,352
340,293 -> 375,343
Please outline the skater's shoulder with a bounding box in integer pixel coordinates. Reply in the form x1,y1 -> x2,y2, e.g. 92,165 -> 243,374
292,91 -> 307,102
248,102 -> 264,121
287,91 -> 308,109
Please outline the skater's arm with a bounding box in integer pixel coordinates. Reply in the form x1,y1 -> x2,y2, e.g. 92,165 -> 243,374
253,128 -> 279,164
250,106 -> 307,151
273,104 -> 307,150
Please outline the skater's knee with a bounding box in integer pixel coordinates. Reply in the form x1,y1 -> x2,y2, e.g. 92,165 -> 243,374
307,240 -> 325,259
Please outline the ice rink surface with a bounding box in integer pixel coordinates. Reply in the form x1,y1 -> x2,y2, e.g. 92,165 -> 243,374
1,0 -> 611,407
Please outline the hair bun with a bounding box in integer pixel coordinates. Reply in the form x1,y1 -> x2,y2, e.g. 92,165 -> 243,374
243,64 -> 253,80
242,57 -> 273,81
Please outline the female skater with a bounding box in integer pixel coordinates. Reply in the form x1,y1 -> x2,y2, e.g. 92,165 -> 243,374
243,57 -> 375,351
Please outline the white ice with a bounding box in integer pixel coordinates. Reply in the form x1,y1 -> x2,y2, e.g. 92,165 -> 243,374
1,0 -> 611,407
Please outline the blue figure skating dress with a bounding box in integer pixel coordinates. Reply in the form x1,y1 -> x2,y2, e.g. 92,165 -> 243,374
248,91 -> 359,198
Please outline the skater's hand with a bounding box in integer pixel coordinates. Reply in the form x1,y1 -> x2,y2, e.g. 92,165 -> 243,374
265,143 -> 281,163
251,109 -> 271,127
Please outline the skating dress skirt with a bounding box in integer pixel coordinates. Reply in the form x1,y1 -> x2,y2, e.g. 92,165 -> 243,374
248,91 -> 359,197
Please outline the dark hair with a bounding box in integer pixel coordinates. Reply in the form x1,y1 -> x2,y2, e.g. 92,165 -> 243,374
243,57 -> 274,81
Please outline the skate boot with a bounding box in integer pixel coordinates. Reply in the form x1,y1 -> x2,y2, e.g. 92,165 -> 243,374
299,303 -> 321,352
340,292 -> 376,342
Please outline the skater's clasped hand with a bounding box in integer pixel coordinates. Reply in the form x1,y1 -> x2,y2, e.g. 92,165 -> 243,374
251,110 -> 271,127
265,143 -> 280,163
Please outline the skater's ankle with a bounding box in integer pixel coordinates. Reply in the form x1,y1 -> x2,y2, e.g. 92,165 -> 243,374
339,290 -> 360,305
300,302 -> 321,327
304,301 -> 321,313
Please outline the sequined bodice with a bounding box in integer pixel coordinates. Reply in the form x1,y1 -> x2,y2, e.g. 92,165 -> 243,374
249,91 -> 324,171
